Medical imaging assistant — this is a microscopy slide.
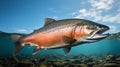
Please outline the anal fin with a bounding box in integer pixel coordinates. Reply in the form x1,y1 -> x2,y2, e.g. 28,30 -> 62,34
63,47 -> 71,54
32,47 -> 40,55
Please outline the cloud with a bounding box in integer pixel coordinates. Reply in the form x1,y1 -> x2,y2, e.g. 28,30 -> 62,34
101,13 -> 120,23
71,12 -> 76,15
48,8 -> 57,13
50,16 -> 58,19
73,0 -> 120,23
89,0 -> 114,10
16,29 -> 32,33
108,25 -> 119,33
74,9 -> 102,20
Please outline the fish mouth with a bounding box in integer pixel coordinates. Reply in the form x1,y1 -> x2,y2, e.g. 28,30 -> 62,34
86,26 -> 110,41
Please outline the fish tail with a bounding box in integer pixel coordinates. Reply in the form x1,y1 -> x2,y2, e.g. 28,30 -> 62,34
10,33 -> 27,55
0,31 -> 27,56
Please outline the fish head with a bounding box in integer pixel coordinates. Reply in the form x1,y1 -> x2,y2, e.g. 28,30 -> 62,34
76,20 -> 110,43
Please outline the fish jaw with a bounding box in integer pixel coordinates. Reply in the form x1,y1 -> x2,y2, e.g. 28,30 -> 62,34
86,24 -> 110,42
75,25 -> 109,43
87,34 -> 108,40
85,34 -> 109,43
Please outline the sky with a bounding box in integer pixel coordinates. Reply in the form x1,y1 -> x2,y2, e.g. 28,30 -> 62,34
0,0 -> 120,34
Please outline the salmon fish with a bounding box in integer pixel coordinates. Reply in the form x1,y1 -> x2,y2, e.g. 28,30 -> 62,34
10,18 -> 109,55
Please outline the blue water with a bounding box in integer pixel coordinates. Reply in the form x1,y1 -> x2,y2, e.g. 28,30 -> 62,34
0,34 -> 14,57
0,34 -> 120,57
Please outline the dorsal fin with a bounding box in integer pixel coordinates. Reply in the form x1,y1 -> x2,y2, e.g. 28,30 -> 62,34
44,18 -> 56,26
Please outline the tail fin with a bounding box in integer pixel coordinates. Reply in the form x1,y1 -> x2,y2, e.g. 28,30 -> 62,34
10,33 -> 27,55
0,31 -> 27,56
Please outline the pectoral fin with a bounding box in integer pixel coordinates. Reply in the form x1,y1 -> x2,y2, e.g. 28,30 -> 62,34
63,47 -> 71,54
62,36 -> 76,44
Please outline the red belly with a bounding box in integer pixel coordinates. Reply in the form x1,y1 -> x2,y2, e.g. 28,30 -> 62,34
21,28 -> 73,48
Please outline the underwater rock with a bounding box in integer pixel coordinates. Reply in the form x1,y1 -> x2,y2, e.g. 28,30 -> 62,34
116,57 -> 120,61
103,63 -> 120,67
115,55 -> 120,64
0,64 -> 4,67
31,58 -> 38,64
106,55 -> 114,58
79,63 -> 87,67
93,64 -> 102,67
48,60 -> 68,67
87,62 -> 96,67
52,61 -> 64,66
15,62 -> 34,67
0,58 -> 5,63
106,55 -> 116,62
0,57 -> 18,67
39,63 -> 47,67
71,59 -> 82,64
1,54 -> 120,67
39,58 -> 46,62
8,57 -> 18,64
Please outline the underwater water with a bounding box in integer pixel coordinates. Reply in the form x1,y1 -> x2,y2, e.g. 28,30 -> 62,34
0,34 -> 14,57
0,32 -> 120,67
